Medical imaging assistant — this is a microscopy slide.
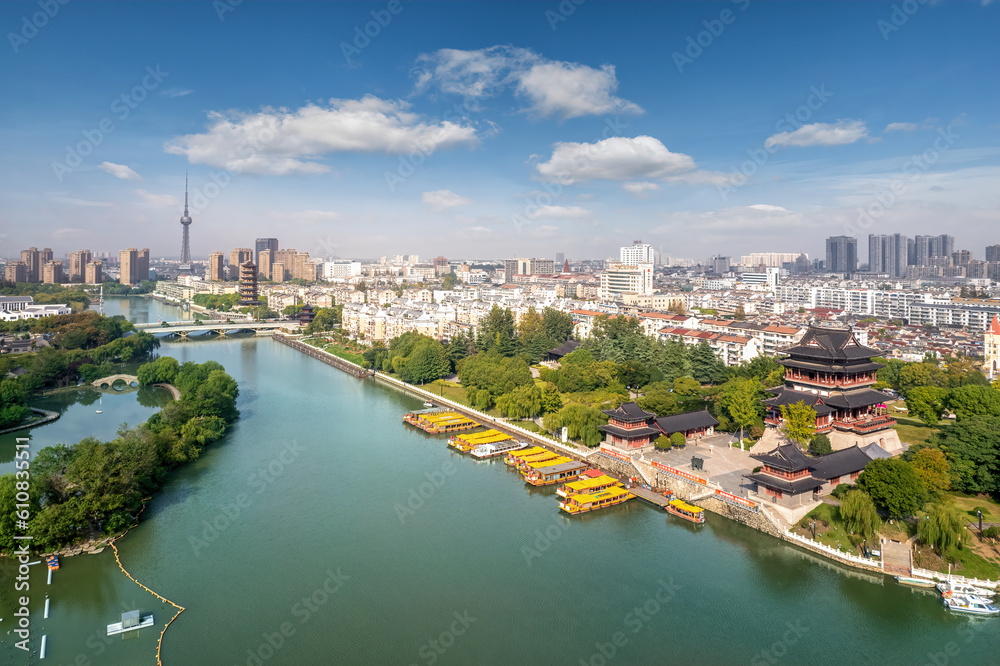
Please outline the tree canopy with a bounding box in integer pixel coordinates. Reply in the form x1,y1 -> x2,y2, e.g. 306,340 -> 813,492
857,458 -> 927,518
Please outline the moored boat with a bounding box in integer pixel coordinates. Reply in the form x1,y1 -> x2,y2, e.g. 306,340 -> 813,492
560,487 -> 634,515
895,576 -> 937,588
556,473 -> 622,498
665,498 -> 705,524
937,581 -> 996,598
504,446 -> 548,467
471,440 -> 527,459
524,459 -> 589,486
404,409 -> 479,434
943,594 -> 1000,615
449,429 -> 512,453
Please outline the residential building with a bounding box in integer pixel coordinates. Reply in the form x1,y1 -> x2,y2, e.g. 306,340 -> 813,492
259,249 -> 273,281
20,247 -> 39,282
620,241 -> 655,266
84,261 -> 103,284
711,255 -> 731,274
255,238 -> 279,268
208,252 -> 225,281
119,248 -> 136,285
503,258 -> 554,283
825,236 -> 857,274
42,260 -> 63,284
600,262 -> 653,300
5,261 -> 27,283
68,250 -> 92,282
739,252 -> 804,268
322,261 -> 363,280
230,248 -> 253,268
271,261 -> 286,282
985,244 -> 1000,263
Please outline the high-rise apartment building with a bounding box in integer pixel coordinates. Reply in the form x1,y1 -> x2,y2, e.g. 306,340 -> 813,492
868,234 -> 907,277
40,248 -> 53,265
600,262 -> 654,300
258,249 -> 273,281
255,238 -> 279,268
20,248 -> 39,282
68,250 -> 92,283
119,248 -> 136,285
137,248 -> 149,282
825,236 -> 858,274
711,255 -> 731,274
5,261 -> 27,283
620,241 -> 655,266
208,252 -> 225,281
84,261 -> 103,284
293,252 -> 318,281
952,250 -> 972,267
503,257 -> 555,282
42,260 -> 63,284
271,262 -> 286,283
986,245 -> 1000,263
230,248 -> 253,268
739,252 -> 805,268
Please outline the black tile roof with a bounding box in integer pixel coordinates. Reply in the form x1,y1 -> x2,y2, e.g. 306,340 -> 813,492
820,388 -> 891,410
746,472 -> 825,494
654,410 -> 720,436
602,401 -> 655,423
751,443 -> 811,472
781,325 -> 880,362
547,339 -> 581,358
598,424 -> 663,439
761,388 -> 836,415
751,443 -> 875,482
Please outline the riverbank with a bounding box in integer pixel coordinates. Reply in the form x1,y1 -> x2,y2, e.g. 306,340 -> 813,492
0,407 -> 59,436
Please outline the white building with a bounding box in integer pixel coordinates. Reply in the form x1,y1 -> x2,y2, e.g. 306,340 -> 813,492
600,262 -> 653,300
0,304 -> 71,321
620,242 -> 655,266
322,261 -> 362,280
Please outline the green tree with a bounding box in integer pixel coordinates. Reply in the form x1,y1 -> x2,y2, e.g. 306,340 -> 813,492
478,305 -> 516,356
839,490 -> 881,540
542,403 -> 607,447
809,434 -> 833,456
906,386 -> 949,425
733,304 -> 746,320
930,415 -> 1000,494
496,384 -> 543,419
947,385 -> 1000,421
918,502 -> 967,555
670,432 -> 685,448
909,447 -> 951,496
304,306 -> 342,334
540,307 -> 574,344
689,341 -> 727,384
654,435 -> 672,450
857,458 -> 927,518
637,382 -> 679,416
779,401 -> 816,447
136,357 -> 180,386
672,377 -> 701,396
897,361 -> 945,395
720,378 -> 763,439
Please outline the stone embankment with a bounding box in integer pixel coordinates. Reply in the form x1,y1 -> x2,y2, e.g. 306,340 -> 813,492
0,407 -> 60,436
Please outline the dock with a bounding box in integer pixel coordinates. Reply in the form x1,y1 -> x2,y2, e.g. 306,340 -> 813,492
107,613 -> 155,636
629,485 -> 675,509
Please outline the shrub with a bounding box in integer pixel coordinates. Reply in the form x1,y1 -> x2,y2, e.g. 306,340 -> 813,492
983,526 -> 1000,541
748,425 -> 764,440
809,434 -> 833,456
831,483 -> 852,500
669,432 -> 685,448
654,435 -> 672,451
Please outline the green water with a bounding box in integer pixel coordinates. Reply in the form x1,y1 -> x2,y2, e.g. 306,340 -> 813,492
1,301 -> 998,665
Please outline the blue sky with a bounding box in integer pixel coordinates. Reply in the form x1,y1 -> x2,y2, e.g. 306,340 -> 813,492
1,0 -> 998,263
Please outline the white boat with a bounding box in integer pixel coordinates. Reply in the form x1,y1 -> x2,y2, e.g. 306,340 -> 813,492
895,576 -> 936,588
937,581 -> 995,598
943,594 -> 1000,616
96,410 -> 103,414
423,402 -> 434,408
471,440 -> 527,459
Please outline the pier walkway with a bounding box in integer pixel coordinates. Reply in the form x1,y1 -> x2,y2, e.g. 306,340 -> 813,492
629,486 -> 673,509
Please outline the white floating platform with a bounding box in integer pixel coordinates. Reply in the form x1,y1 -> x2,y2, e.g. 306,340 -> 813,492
107,615 -> 154,636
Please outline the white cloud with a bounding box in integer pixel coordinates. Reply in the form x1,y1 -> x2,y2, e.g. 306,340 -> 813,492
422,189 -> 473,213
99,162 -> 142,181
526,225 -> 560,238
161,88 -> 194,98
530,205 -> 590,219
535,135 -> 731,187
747,204 -> 790,213
622,181 -> 660,195
885,122 -> 918,132
50,194 -> 113,207
135,190 -> 180,207
269,209 -> 343,223
165,95 -> 479,175
413,46 -> 642,119
765,120 -> 870,148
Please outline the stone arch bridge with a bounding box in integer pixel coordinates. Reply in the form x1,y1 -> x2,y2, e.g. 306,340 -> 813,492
92,374 -> 140,389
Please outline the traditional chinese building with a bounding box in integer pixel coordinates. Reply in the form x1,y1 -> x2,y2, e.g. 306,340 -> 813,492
598,402 -> 661,450
748,442 -> 891,507
763,325 -> 901,452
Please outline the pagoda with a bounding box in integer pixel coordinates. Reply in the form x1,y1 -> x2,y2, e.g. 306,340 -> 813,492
598,402 -> 661,450
763,325 -> 900,452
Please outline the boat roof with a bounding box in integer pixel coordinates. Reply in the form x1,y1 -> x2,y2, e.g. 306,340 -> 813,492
524,456 -> 572,469
518,451 -> 559,462
511,446 -> 546,457
568,486 -> 632,502
669,499 -> 703,513
535,461 -> 588,475
565,475 -> 620,491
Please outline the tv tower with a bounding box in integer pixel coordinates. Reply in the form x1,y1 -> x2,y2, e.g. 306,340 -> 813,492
179,174 -> 192,268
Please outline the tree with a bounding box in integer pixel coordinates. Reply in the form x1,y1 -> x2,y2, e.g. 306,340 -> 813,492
720,378 -> 763,439
136,356 -> 180,386
441,273 -> 457,290
779,401 -> 816,448
661,339 -> 692,383
670,432 -> 685,448
496,384 -> 542,419
905,386 -> 949,425
654,435 -> 672,450
840,490 -> 881,540
930,415 -> 1000,495
637,382 -> 678,416
305,306 -> 342,334
947,385 -> 1000,421
689,341 -> 727,384
672,377 -> 701,397
897,361 -> 945,395
910,447 -> 951,496
809,434 -> 832,456
918,502 -> 967,555
856,458 -> 927,518
478,305 -> 516,356
540,308 -> 574,344
543,403 -> 607,447
733,304 -> 746,320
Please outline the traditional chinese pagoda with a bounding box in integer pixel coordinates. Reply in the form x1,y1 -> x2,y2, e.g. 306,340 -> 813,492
763,325 -> 901,452
598,402 -> 661,450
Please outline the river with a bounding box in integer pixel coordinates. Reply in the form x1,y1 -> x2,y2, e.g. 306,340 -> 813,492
1,296 -> 996,665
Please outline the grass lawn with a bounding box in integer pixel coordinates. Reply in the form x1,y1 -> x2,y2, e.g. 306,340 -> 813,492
893,418 -> 945,447
797,503 -> 863,552
512,420 -> 541,433
947,493 -> 1000,522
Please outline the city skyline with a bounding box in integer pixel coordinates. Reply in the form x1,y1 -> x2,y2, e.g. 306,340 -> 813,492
2,2 -> 999,262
